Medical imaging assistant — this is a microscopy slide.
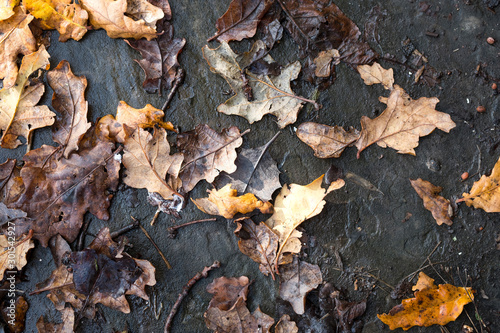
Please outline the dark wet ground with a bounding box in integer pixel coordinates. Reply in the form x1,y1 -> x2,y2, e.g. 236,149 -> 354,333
2,0 -> 500,332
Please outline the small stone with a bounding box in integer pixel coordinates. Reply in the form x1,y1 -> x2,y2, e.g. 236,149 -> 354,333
461,172 -> 469,180
487,37 -> 495,45
426,158 -> 441,172
477,105 -> 486,113
492,83 -> 497,90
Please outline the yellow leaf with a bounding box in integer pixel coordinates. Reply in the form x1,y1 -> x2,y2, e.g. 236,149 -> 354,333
460,156 -> 500,212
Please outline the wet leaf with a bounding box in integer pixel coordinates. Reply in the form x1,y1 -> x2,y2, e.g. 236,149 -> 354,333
1,295 -> 28,333
0,46 -> 55,149
48,60 -> 91,158
0,231 -> 34,280
297,122 -> 360,159
36,306 -> 74,333
355,63 -> 456,158
203,42 -> 315,128
275,314 -> 298,333
209,0 -> 274,43
24,0 -> 88,42
0,159 -> 24,205
378,272 -> 474,330
313,49 -> 339,78
410,178 -> 453,226
193,184 -> 273,219
266,175 -> 344,265
122,127 -> 183,201
0,6 -> 37,89
215,132 -> 281,201
334,298 -> 367,333
80,0 -> 163,40
234,218 -> 278,278
177,124 -> 245,192
460,156 -> 500,212
279,257 -> 322,315
0,0 -> 18,20
12,140 -> 120,247
207,276 -> 250,311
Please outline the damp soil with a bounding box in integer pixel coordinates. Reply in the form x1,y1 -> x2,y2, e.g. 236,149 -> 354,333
2,0 -> 500,332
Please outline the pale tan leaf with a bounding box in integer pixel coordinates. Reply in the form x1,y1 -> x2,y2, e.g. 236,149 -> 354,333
357,62 -> 394,89
0,0 -> 19,20
297,122 -> 359,158
275,314 -> 298,333
0,231 -> 34,280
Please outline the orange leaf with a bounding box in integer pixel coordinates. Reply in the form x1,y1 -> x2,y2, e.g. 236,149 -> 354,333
460,156 -> 500,212
410,178 -> 453,226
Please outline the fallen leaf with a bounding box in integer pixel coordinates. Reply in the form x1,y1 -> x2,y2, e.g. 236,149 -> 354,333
357,62 -> 394,89
334,298 -> 367,333
460,156 -> 500,212
12,140 -> 120,247
0,202 -> 27,226
1,296 -> 28,333
234,218 -> 278,278
410,178 -> 453,226
0,46 -> 55,149
203,41 -> 317,128
177,124 -> 245,192
355,63 -> 456,157
24,0 -> 88,42
215,132 -> 281,201
36,307 -> 74,333
0,0 -> 18,20
266,175 -> 344,266
48,60 -> 91,158
275,314 -> 298,333
208,0 -> 274,42
193,184 -> 273,219
0,6 -> 37,89
378,272 -> 474,330
80,0 -> 162,40
297,122 -> 360,158
207,276 -> 250,311
313,49 -> 340,78
279,257 -> 322,315
0,159 -> 24,205
0,231 -> 34,280
412,272 -> 435,291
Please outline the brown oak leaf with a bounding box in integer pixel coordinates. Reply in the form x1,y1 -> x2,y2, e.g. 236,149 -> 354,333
0,159 -> 24,205
0,6 -> 37,89
357,62 -> 394,89
207,276 -> 250,311
48,60 -> 91,158
177,124 -> 246,193
275,314 -> 298,333
410,178 -> 453,226
0,231 -> 34,280
460,156 -> 500,212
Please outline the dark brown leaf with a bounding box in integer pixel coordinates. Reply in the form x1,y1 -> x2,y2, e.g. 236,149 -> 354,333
1,296 -> 28,333
206,276 -> 250,311
334,298 -> 367,333
0,159 -> 24,205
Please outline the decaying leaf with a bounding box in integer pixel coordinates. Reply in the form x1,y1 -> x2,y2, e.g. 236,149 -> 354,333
177,124 -> 245,192
209,0 -> 274,42
0,0 -> 18,20
410,178 -> 453,226
207,276 -> 250,311
266,175 -> 344,265
279,257 -> 322,315
122,127 -> 183,201
24,0 -> 88,42
1,295 -> 28,333
460,156 -> 500,212
48,60 -> 91,158
333,298 -> 367,333
378,272 -> 474,330
203,42 -> 315,128
13,140 -> 120,246
0,159 -> 24,205
297,122 -> 360,159
80,0 -> 163,40
0,6 -> 37,89
0,231 -> 34,280
275,314 -> 298,333
0,46 -> 55,149
234,218 -> 278,278
193,184 -> 273,219
36,306 -> 74,333
215,132 -> 281,201
355,63 -> 455,157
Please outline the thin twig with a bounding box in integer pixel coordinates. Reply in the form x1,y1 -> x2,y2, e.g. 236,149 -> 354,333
164,261 -> 221,333
162,68 -> 185,111
408,241 -> 442,281
110,219 -> 140,239
132,216 -> 172,269
167,218 -> 217,238
150,209 -> 161,226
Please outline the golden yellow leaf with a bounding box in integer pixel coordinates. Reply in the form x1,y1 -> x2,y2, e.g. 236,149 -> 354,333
0,231 -> 34,280
193,184 -> 273,219
24,0 -> 88,41
460,156 -> 500,212
0,0 -> 19,20
412,272 -> 436,291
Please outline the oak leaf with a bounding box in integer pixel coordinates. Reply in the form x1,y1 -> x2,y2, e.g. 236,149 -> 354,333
207,276 -> 250,311
208,0 -> 274,43
36,307 -> 74,333
215,132 -> 281,201
460,156 -> 500,212
0,6 -> 37,89
297,122 -> 360,158
122,127 -> 183,201
410,178 -> 453,226
24,0 -> 88,42
279,257 -> 322,315
203,42 -> 316,128
266,175 -> 344,266
275,314 -> 298,333
378,272 -> 474,330
48,60 -> 91,158
193,184 -> 273,219
80,0 -> 162,40
357,62 -> 394,89
0,231 -> 34,280
177,124 -> 245,193
0,159 -> 24,205
0,0 -> 18,20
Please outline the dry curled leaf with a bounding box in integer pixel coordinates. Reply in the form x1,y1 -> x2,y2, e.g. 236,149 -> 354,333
24,0 -> 88,42
378,272 -> 474,330
0,6 -> 36,89
410,178 -> 453,226
0,46 -> 55,149
193,184 -> 273,219
297,122 -> 360,159
460,156 -> 500,212
275,314 -> 298,333
0,231 -> 34,280
203,42 -> 315,128
36,306 -> 74,333
177,124 -> 245,193
48,60 -> 91,158
279,257 -> 322,315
